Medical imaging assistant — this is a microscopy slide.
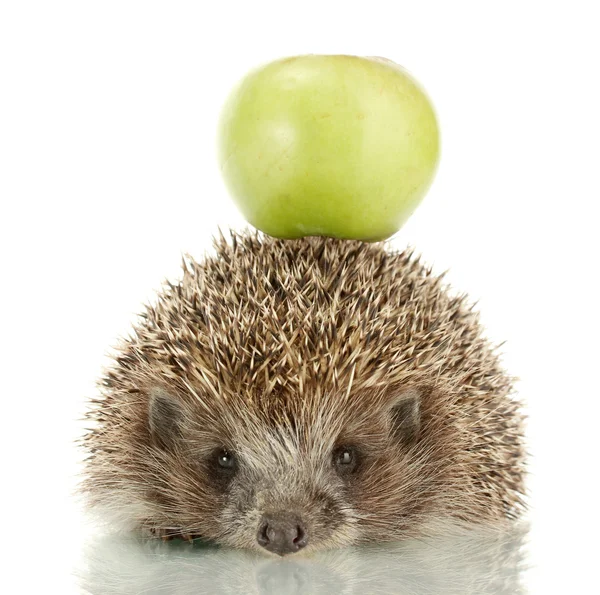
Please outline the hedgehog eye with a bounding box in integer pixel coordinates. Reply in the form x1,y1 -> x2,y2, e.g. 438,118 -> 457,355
216,449 -> 236,470
333,446 -> 359,475
337,449 -> 353,465
207,448 -> 237,490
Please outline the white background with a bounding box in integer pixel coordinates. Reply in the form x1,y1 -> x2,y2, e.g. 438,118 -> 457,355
1,1 -> 599,593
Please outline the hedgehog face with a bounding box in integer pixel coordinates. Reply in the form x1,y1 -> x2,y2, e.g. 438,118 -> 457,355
145,384 -> 424,555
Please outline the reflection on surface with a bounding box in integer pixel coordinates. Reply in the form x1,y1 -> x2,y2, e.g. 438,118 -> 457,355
77,523 -> 529,595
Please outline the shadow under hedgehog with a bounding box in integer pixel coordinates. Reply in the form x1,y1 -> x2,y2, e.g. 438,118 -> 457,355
81,230 -> 526,556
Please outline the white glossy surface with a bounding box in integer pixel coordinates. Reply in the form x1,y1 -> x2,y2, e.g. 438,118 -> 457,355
77,526 -> 529,594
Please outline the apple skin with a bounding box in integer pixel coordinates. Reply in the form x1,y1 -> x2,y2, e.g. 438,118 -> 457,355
217,55 -> 439,242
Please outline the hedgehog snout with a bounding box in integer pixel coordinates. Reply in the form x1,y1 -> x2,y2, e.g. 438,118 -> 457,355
256,511 -> 308,556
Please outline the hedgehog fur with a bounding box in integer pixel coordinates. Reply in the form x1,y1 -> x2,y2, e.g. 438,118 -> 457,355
81,229 -> 526,555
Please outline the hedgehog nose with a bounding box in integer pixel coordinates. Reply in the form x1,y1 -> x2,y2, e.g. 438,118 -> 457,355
257,512 -> 308,555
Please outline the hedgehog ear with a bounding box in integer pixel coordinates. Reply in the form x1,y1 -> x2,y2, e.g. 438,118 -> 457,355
148,388 -> 184,448
387,387 -> 421,446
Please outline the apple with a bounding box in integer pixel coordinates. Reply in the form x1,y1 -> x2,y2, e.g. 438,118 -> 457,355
217,55 -> 439,242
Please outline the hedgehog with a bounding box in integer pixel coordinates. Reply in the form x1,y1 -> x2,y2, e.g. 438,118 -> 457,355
81,229 -> 526,556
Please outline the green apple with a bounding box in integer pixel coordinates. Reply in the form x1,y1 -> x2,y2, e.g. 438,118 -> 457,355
217,55 -> 439,242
